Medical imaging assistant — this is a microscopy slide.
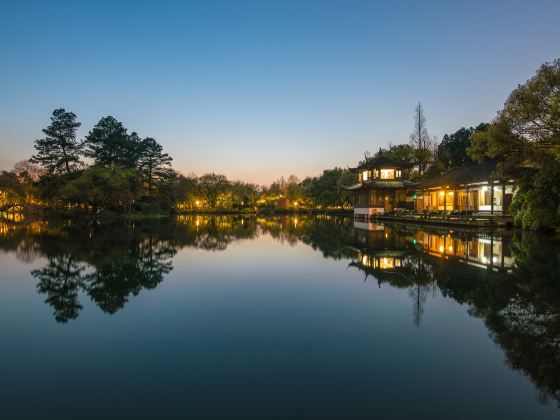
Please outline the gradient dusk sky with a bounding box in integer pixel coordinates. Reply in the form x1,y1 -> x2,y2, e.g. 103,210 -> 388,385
1,0 -> 559,185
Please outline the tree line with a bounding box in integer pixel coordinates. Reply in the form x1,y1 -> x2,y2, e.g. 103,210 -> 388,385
0,112 -> 356,215
1,57 -> 558,227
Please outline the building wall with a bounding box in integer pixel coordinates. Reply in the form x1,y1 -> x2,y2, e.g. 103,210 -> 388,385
416,183 -> 515,213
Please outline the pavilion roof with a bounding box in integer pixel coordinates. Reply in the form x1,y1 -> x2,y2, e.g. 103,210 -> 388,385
416,160 -> 499,189
341,179 -> 417,191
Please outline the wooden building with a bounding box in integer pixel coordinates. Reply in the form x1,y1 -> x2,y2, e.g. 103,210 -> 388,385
345,155 -> 416,217
414,160 -> 515,214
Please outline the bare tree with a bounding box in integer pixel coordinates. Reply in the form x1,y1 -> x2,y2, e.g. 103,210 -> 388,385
409,102 -> 432,175
13,159 -> 45,181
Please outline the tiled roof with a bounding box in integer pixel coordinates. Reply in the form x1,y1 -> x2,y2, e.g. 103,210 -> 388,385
341,180 -> 417,190
416,160 -> 499,189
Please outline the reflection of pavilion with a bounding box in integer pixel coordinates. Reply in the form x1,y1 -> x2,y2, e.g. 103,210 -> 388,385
411,230 -> 514,271
348,223 -> 414,282
350,220 -> 515,278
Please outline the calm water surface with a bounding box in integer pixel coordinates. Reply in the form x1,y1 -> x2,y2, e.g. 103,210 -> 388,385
0,215 -> 559,419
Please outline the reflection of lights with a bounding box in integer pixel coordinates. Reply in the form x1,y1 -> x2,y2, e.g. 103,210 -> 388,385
362,255 -> 369,266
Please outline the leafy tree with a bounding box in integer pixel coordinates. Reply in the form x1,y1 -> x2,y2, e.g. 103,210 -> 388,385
137,137 -> 173,197
229,181 -> 260,209
438,123 -> 489,168
83,116 -> 141,168
309,168 -> 353,208
196,173 -> 230,208
32,108 -> 82,174
61,166 -> 140,213
467,58 -> 560,229
384,144 -> 415,164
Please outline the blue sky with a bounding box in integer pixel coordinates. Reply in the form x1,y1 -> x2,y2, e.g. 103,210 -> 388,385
1,0 -> 559,184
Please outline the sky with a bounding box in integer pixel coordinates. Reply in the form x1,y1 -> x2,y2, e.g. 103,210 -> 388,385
0,0 -> 559,185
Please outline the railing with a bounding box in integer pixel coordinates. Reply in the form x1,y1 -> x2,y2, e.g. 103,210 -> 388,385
361,209 -> 513,226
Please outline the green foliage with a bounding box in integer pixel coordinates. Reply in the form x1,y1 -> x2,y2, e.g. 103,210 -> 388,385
32,108 -> 82,174
438,124 -> 488,168
84,116 -> 142,168
466,58 -> 560,228
0,171 -> 25,203
137,137 -> 173,197
196,173 -> 231,208
384,144 -> 415,164
60,166 -> 141,212
308,168 -> 353,208
510,160 -> 560,230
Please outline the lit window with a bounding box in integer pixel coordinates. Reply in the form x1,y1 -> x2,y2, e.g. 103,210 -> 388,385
380,169 -> 395,179
362,170 -> 368,181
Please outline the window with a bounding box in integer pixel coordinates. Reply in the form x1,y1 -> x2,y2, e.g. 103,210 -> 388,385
380,169 -> 395,179
479,186 -> 503,206
362,170 -> 368,181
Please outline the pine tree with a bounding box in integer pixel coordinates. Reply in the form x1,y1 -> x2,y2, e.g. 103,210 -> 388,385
137,137 -> 173,197
83,116 -> 141,168
32,109 -> 82,174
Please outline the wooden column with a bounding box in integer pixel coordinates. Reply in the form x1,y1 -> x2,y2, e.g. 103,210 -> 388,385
490,181 -> 494,215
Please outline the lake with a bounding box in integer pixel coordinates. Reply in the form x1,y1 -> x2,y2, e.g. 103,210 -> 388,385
0,215 -> 559,419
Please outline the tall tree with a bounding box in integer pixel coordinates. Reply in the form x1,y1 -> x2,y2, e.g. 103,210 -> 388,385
32,108 -> 82,174
83,116 -> 141,168
137,137 -> 173,197
467,58 -> 560,229
409,102 -> 433,175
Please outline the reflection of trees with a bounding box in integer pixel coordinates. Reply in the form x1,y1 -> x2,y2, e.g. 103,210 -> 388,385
33,254 -> 86,323
4,215 -> 560,408
257,215 -> 356,259
346,224 -> 560,407
455,232 -> 560,408
23,222 -> 179,321
84,234 -> 176,314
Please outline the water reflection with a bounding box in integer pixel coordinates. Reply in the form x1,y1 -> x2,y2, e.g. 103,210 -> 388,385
349,221 -> 560,407
0,215 -> 559,408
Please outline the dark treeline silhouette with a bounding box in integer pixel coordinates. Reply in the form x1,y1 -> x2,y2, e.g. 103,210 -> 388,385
0,111 -> 356,216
